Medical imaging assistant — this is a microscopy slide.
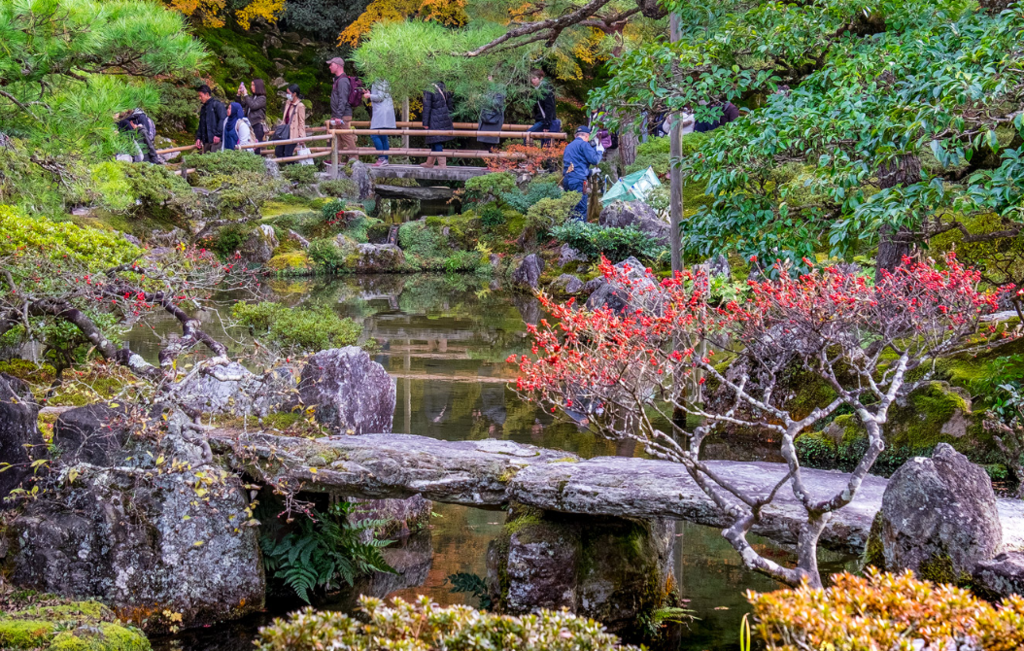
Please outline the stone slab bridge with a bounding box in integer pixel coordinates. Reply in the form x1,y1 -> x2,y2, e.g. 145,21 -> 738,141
209,431 -> 1024,556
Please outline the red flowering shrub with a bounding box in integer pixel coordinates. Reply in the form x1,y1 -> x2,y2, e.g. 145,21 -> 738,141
512,254 -> 1015,587
749,569 -> 1024,651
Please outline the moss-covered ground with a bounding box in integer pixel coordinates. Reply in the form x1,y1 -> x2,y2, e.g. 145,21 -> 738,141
0,593 -> 149,651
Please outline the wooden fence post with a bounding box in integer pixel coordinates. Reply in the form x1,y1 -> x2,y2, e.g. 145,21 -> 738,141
331,130 -> 339,180
402,98 -> 410,149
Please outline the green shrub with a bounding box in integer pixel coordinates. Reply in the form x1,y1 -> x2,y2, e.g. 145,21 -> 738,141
0,205 -> 139,269
319,178 -> 358,198
551,221 -> 667,263
182,149 -> 267,178
232,301 -> 361,353
464,172 -> 517,204
307,238 -> 348,272
320,199 -> 348,221
525,191 -> 581,231
255,596 -> 637,651
283,164 -> 318,186
479,202 -> 505,227
261,502 -> 392,603
208,225 -> 247,258
501,179 -> 563,214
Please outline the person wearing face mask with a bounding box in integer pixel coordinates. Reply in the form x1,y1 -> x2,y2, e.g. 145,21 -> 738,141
275,84 -> 306,162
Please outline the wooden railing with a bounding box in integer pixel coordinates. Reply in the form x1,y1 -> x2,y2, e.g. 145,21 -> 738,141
156,122 -> 565,173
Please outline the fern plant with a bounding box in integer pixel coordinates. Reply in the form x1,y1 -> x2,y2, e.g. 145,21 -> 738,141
444,572 -> 492,609
261,502 -> 394,603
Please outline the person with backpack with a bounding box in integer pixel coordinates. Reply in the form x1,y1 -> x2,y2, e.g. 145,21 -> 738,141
421,81 -> 454,169
363,79 -> 395,167
195,84 -> 226,153
327,57 -> 359,163
115,109 -> 160,164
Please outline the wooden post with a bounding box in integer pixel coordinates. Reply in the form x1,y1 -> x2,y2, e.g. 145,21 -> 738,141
402,98 -> 410,149
331,130 -> 339,180
669,12 -> 683,275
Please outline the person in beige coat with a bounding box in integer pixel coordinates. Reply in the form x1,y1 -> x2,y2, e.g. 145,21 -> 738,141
275,83 -> 307,163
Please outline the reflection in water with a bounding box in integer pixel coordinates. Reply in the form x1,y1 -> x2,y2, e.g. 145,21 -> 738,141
140,274 -> 854,651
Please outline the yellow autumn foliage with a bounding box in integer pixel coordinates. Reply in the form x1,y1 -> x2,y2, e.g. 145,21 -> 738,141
749,569 -> 1024,651
166,0 -> 283,28
338,0 -> 468,46
236,0 -> 286,29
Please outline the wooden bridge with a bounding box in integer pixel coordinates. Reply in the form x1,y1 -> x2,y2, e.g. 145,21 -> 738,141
208,430 -> 1024,556
155,121 -> 567,183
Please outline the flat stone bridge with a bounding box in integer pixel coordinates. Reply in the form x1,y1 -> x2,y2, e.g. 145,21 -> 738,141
209,431 -> 1024,556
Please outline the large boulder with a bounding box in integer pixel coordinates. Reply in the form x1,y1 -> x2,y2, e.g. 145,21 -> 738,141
53,403 -> 133,466
0,373 -> 44,503
972,551 -> 1024,600
585,256 -> 662,314
511,254 -> 545,291
175,362 -> 296,417
298,347 -> 396,435
599,201 -> 669,245
549,274 -> 584,295
872,443 -> 1002,583
486,506 -> 676,634
10,423 -> 265,630
238,224 -> 279,265
352,243 -> 407,273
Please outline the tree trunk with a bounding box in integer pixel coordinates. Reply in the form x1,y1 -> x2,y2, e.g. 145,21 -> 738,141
619,119 -> 638,169
875,154 -> 921,279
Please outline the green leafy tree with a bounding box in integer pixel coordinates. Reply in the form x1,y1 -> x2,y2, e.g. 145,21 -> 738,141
0,0 -> 205,155
591,0 -> 1024,270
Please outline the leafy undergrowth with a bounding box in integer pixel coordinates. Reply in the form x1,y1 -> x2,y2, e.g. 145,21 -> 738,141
255,595 -> 638,651
749,569 -> 1024,651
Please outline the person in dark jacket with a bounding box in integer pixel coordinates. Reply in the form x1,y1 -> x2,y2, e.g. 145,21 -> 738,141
477,76 -> 505,151
195,84 -> 226,153
527,69 -> 558,146
562,126 -> 604,221
693,101 -> 740,133
238,78 -> 267,153
421,81 -> 454,168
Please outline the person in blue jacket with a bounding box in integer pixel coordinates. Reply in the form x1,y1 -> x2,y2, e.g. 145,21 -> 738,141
562,125 -> 604,221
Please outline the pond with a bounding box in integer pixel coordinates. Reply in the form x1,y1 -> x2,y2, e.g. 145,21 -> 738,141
141,273 -> 857,651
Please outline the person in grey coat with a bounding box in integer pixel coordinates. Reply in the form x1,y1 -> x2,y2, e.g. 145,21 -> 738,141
421,81 -> 454,168
363,79 -> 395,166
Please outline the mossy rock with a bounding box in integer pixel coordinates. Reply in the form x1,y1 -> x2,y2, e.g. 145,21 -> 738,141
488,505 -> 676,638
0,600 -> 149,651
267,250 -> 314,275
796,381 -> 997,476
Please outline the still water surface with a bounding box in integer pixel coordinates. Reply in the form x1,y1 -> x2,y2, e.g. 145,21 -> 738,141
141,274 -> 856,651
